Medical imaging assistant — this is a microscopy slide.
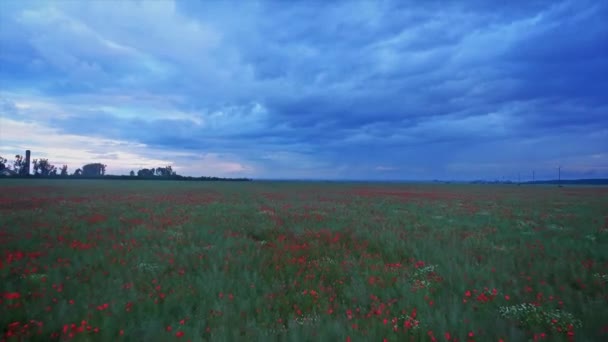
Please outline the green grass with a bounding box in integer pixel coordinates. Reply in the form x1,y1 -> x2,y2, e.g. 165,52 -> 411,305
1,179 -> 607,341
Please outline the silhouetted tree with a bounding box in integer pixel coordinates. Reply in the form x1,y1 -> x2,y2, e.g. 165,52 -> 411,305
33,158 -> 57,176
155,165 -> 175,177
12,155 -> 27,175
129,170 -> 135,177
137,168 -> 155,177
0,156 -> 7,171
74,168 -> 82,176
82,163 -> 106,176
60,165 -> 69,176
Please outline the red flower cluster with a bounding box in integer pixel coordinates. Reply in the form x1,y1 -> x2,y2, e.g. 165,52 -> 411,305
47,320 -> 100,339
463,288 -> 500,304
97,303 -> 109,311
3,320 -> 44,340
2,292 -> 21,300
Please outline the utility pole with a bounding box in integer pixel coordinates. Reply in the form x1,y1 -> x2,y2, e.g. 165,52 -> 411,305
518,173 -> 521,185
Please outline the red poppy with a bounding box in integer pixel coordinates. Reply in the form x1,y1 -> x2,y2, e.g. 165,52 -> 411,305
3,292 -> 20,300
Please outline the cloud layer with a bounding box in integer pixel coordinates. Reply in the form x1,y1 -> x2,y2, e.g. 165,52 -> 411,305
1,0 -> 607,179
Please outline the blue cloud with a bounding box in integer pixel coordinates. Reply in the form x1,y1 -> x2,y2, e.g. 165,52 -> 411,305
0,0 -> 606,179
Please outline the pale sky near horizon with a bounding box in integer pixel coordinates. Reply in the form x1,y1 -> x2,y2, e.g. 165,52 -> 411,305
1,0 -> 607,180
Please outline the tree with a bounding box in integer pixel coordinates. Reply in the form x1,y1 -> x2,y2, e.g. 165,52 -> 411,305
137,168 -> 155,177
82,163 -> 106,176
12,155 -> 27,175
154,165 -> 175,177
74,168 -> 82,176
0,156 -> 7,171
60,165 -> 68,176
129,170 -> 135,177
32,158 -> 57,176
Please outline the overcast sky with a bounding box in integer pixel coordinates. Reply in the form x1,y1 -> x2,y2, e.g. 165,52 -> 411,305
1,0 -> 607,180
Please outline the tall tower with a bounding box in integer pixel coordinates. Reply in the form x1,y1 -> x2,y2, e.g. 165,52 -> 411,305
25,150 -> 31,175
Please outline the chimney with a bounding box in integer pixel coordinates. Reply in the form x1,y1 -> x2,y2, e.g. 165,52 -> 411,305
25,150 -> 31,175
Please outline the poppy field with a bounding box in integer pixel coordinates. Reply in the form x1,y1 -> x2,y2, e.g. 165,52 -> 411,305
1,180 -> 607,341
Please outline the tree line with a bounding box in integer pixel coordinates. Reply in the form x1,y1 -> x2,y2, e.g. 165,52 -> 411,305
1,154 -> 108,177
0,154 -> 250,181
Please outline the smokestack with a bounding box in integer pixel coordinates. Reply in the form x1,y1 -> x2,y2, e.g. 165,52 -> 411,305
25,150 -> 31,175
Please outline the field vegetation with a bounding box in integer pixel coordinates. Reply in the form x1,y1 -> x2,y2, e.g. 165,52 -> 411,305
1,180 -> 607,341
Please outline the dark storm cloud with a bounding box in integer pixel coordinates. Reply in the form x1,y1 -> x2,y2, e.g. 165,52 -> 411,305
0,0 -> 606,179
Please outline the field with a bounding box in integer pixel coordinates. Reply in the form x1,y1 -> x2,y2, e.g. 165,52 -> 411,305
1,180 -> 607,341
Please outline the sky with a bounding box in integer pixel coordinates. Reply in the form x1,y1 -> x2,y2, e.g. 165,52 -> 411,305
1,0 -> 607,180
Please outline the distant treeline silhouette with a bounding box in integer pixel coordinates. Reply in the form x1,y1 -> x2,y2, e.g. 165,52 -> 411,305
0,153 -> 251,181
